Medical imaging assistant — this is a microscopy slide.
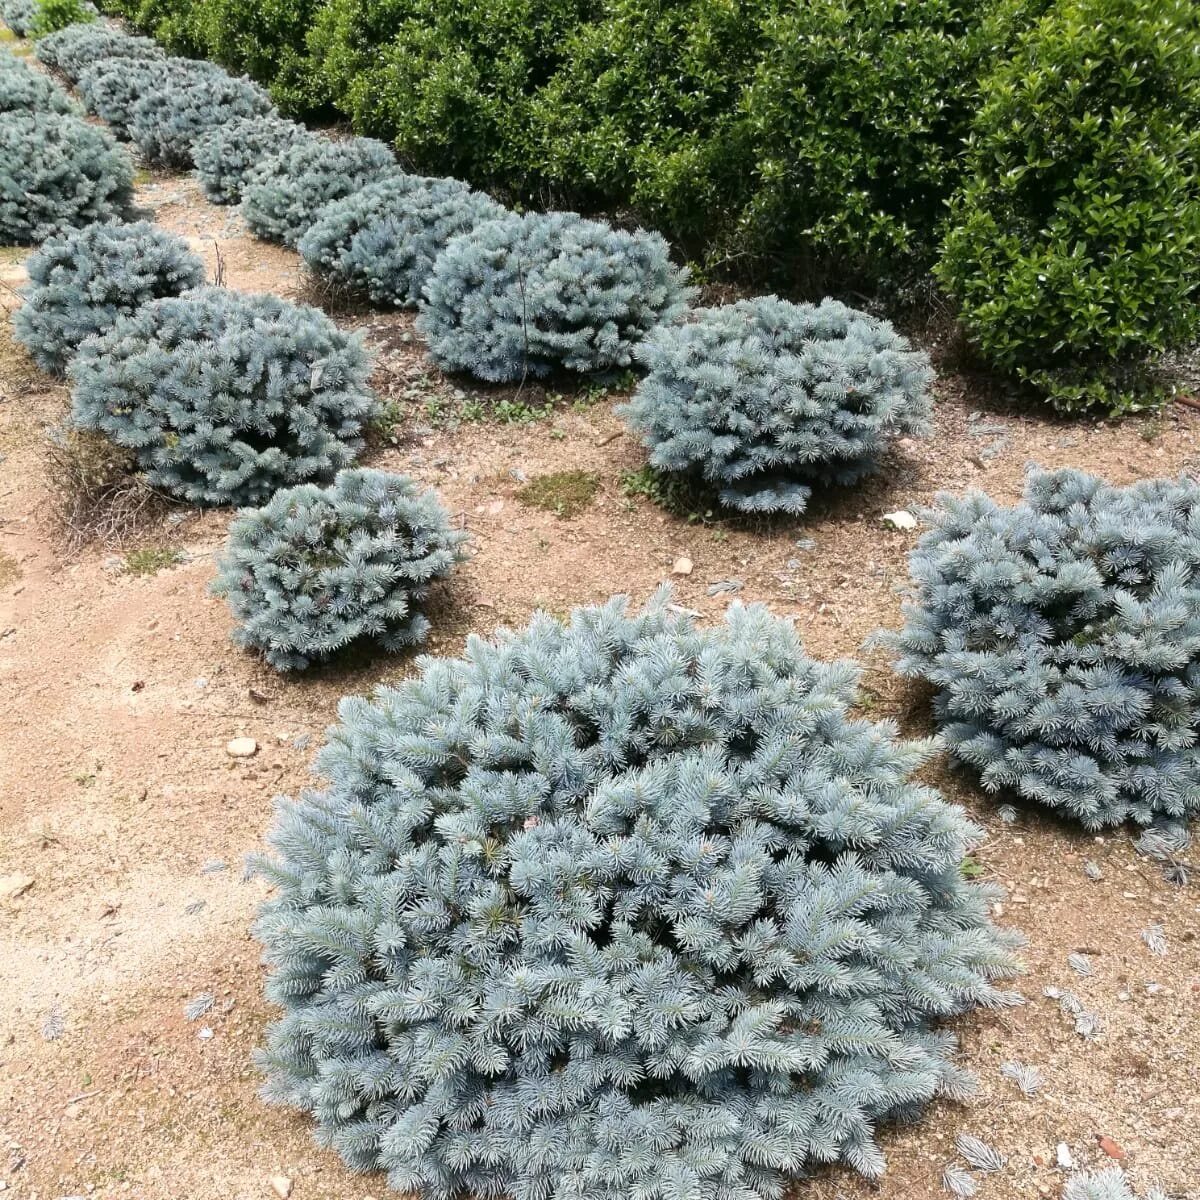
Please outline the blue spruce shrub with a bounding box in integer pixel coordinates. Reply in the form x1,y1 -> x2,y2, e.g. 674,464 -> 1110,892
298,175 -> 507,308
0,112 -> 132,244
129,66 -> 275,168
0,58 -> 79,114
418,210 -> 693,382
620,296 -> 934,516
1,0 -> 39,35
75,57 -> 185,138
12,220 -> 205,374
34,22 -> 161,82
240,136 -> 396,247
213,468 -> 467,671
192,116 -> 312,205
254,591 -> 1022,1198
887,468 -> 1200,829
69,287 -> 379,506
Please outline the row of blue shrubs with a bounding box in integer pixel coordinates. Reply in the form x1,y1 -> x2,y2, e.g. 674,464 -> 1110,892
7,16 -> 941,526
5,16 -> 1200,839
3,16 -> 1195,1198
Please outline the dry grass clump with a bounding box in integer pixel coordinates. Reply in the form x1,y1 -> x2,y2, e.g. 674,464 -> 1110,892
0,323 -> 41,401
43,427 -> 171,552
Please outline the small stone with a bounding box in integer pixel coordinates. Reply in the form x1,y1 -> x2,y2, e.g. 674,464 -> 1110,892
671,556 -> 694,577
1056,1143 -> 1073,1169
882,510 -> 918,531
0,873 -> 34,902
1096,1135 -> 1125,1160
226,737 -> 258,758
269,1176 -> 293,1199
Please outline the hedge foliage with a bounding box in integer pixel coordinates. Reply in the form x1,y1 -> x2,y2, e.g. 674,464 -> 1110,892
240,134 -> 395,245
0,112 -> 133,244
96,0 -> 1040,286
418,210 -> 692,382
213,468 -> 466,670
936,0 -> 1200,413
298,174 -> 506,307
69,287 -> 378,506
12,220 -> 205,374
887,468 -> 1200,829
620,297 -> 933,516
30,0 -> 98,35
97,0 -> 324,113
91,0 -> 1200,404
254,592 -> 1021,1196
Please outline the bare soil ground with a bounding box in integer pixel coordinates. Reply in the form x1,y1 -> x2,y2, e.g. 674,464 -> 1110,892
0,136 -> 1198,1200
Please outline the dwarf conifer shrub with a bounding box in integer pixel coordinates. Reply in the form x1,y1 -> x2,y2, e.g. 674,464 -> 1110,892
192,115 -> 312,204
0,56 -> 78,113
299,175 -> 507,307
240,136 -> 396,246
129,66 -> 276,167
620,296 -> 933,515
254,591 -> 1022,1197
34,22 -> 161,82
1,0 -> 39,35
213,468 -> 466,670
12,220 -> 205,374
887,469 -> 1200,829
418,211 -> 692,382
0,112 -> 132,244
937,0 -> 1200,412
69,287 -> 379,506
75,57 -> 180,137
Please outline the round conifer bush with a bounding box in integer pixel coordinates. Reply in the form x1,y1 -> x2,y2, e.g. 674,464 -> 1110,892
75,57 -> 180,138
213,468 -> 467,671
0,112 -> 132,244
887,468 -> 1200,829
129,67 -> 275,168
254,593 -> 1021,1197
34,22 -> 161,82
240,136 -> 396,247
12,220 -> 205,374
620,296 -> 933,515
299,175 -> 507,307
0,59 -> 78,114
418,210 -> 693,382
1,0 -> 39,36
69,287 -> 379,507
192,116 -> 313,205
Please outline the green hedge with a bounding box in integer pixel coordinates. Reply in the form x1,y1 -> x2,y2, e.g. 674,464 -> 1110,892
101,0 -> 1036,283
97,0 -> 1200,408
937,0 -> 1200,411
98,0 -> 322,111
